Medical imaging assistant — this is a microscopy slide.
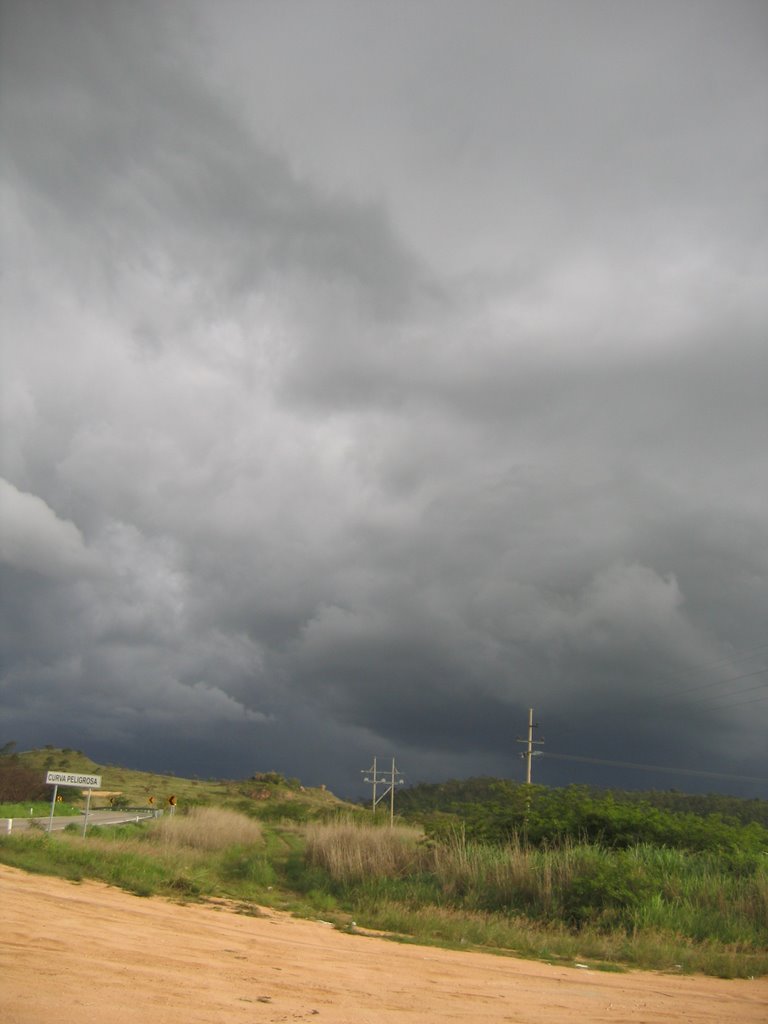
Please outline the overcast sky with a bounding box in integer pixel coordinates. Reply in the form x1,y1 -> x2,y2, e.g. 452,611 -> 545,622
1,1 -> 767,799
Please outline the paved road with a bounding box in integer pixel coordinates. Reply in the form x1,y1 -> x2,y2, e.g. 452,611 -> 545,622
3,810 -> 156,833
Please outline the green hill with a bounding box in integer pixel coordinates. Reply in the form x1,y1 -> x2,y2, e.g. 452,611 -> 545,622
1,745 -> 353,820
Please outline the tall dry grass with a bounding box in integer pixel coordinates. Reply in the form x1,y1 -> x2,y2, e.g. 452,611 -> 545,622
306,820 -> 576,912
304,821 -> 424,882
147,807 -> 263,852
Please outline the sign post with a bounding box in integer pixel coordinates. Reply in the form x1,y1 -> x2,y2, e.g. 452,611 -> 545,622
82,788 -> 93,837
45,771 -> 102,834
47,784 -> 58,834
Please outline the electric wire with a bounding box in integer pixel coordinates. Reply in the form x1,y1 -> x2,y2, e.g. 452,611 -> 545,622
658,666 -> 768,704
540,751 -> 768,784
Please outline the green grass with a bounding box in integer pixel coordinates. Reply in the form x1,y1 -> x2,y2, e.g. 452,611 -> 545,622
0,809 -> 273,901
0,801 -> 81,817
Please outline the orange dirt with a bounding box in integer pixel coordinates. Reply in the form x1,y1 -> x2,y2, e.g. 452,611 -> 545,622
1,865 -> 766,1023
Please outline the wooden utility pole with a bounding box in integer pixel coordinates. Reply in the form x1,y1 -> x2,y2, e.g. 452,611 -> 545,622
389,758 -> 397,827
516,707 -> 544,783
370,756 -> 378,813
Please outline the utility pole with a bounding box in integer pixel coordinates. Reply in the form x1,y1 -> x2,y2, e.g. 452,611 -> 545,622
516,707 -> 544,783
366,757 -> 379,813
361,757 -> 404,826
388,757 -> 399,826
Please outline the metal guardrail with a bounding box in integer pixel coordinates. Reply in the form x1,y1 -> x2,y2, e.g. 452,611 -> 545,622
2,809 -> 159,834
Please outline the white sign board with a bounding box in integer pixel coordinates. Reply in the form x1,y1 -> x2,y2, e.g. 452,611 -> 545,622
46,771 -> 102,788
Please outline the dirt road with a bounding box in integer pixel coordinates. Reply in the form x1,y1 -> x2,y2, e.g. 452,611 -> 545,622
1,865 -> 766,1023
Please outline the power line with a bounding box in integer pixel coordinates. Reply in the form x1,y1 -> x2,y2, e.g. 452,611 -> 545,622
695,681 -> 768,708
595,667 -> 768,721
659,666 -> 768,704
541,751 -> 768,784
631,640 -> 768,697
699,692 -> 768,713
583,641 -> 768,719
699,640 -> 768,672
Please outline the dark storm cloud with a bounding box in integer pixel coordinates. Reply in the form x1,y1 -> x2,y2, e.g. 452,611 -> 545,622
1,0 -> 766,796
0,1 -> 420,322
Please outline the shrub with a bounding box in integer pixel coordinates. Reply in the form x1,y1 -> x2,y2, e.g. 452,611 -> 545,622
562,852 -> 654,929
0,763 -> 48,802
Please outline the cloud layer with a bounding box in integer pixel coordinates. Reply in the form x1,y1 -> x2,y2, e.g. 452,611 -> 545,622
1,1 -> 766,795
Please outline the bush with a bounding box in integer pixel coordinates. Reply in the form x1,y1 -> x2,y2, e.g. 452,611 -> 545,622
0,762 -> 48,802
562,852 -> 654,929
252,772 -> 287,786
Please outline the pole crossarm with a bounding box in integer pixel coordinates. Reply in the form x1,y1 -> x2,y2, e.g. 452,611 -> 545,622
361,757 -> 405,826
516,707 -> 544,784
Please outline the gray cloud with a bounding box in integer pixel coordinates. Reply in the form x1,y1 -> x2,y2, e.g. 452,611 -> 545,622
0,478 -> 95,577
1,0 -> 766,796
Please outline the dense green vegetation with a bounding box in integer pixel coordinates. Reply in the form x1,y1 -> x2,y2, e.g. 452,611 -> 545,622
397,776 -> 768,827
2,749 -> 767,979
397,778 -> 768,854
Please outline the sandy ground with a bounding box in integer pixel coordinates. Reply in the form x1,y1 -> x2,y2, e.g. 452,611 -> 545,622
2,865 -> 766,1024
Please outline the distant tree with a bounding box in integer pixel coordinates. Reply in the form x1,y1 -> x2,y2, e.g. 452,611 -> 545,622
0,761 -> 48,802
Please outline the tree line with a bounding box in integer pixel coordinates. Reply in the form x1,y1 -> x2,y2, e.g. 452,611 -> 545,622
396,777 -> 768,855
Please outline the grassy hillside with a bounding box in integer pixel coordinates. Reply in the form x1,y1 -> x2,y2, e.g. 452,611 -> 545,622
3,746 -> 354,819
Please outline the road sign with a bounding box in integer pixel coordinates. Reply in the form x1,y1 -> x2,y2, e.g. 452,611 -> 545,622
45,771 -> 102,788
